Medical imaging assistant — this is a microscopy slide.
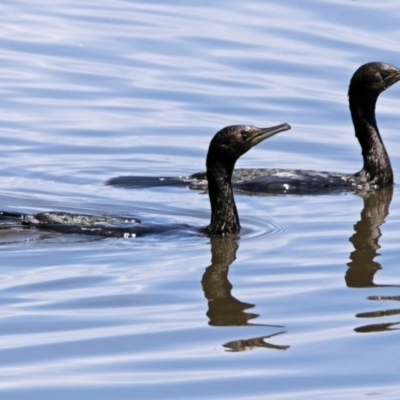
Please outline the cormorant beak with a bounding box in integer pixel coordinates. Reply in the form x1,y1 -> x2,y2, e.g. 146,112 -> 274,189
248,123 -> 291,149
385,68 -> 400,89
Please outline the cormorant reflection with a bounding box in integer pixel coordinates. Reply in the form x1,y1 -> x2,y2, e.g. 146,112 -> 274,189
346,186 -> 393,288
223,331 -> 289,352
346,187 -> 400,333
202,236 -> 289,351
355,294 -> 400,333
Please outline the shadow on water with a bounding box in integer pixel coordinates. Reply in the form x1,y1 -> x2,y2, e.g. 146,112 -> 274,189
345,186 -> 400,333
202,236 -> 290,351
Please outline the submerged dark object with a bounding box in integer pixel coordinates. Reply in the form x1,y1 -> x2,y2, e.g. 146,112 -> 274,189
0,211 -> 143,238
0,123 -> 290,237
107,62 -> 400,195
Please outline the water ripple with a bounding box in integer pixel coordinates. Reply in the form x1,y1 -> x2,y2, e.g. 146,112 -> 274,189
0,0 -> 400,399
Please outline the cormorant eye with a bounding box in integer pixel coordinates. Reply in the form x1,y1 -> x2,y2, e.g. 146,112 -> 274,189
241,130 -> 249,139
381,70 -> 390,78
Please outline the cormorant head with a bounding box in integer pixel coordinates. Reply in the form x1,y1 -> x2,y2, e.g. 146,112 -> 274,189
349,62 -> 400,95
204,123 -> 290,237
207,123 -> 291,165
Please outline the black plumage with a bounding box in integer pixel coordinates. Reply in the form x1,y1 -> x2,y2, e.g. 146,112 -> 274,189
107,62 -> 400,195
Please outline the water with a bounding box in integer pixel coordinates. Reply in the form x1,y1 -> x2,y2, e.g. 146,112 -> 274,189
0,0 -> 400,398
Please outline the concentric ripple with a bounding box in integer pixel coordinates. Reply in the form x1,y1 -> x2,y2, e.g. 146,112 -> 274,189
239,216 -> 289,241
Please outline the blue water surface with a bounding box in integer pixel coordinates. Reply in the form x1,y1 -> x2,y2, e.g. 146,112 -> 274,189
0,0 -> 400,399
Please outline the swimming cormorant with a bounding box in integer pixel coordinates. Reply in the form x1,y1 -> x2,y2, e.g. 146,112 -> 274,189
203,123 -> 290,235
107,62 -> 400,195
0,123 -> 290,237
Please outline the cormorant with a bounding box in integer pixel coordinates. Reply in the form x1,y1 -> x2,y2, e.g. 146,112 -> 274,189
107,62 -> 400,195
0,123 -> 290,237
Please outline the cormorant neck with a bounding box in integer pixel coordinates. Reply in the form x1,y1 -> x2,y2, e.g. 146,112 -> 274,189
349,88 -> 393,186
205,157 -> 240,236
